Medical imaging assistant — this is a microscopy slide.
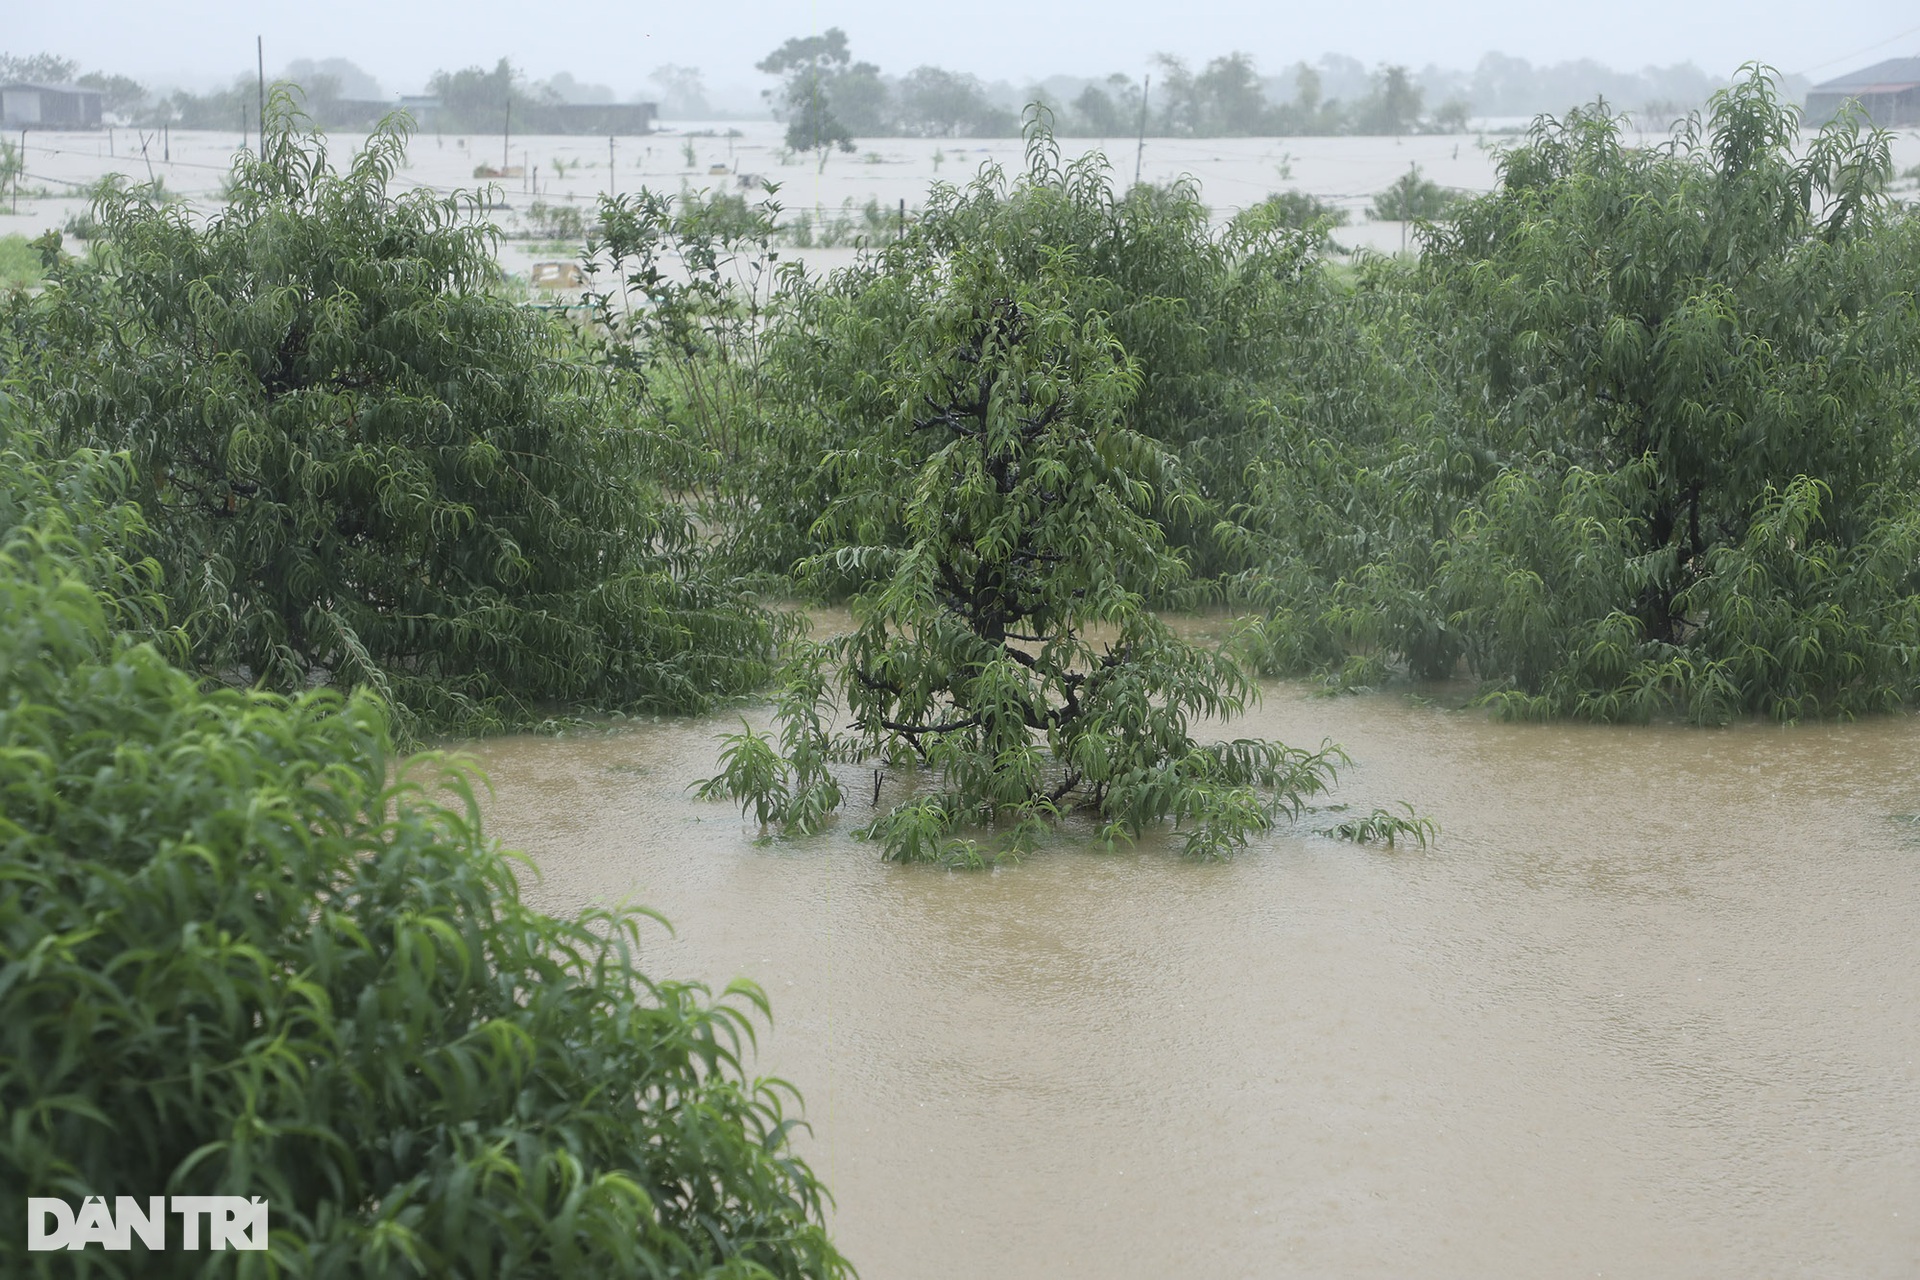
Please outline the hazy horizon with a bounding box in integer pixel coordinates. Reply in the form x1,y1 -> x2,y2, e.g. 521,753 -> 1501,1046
8,1 -> 1919,108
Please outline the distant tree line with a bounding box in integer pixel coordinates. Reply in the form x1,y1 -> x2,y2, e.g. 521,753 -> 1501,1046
0,52 -> 145,116
1,51 -> 383,130
754,32 -> 1459,142
750,34 -> 1772,143
3,43 -> 1795,139
0,51 -> 648,133
423,59 -> 645,132
1026,53 -> 1762,134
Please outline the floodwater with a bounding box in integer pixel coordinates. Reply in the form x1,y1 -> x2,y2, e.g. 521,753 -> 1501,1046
11,122 -> 1920,269
465,677 -> 1920,1278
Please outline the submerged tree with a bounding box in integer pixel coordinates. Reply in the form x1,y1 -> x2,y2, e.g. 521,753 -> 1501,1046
757,29 -> 862,158
895,66 -> 1015,138
1249,67 -> 1920,721
17,101 -> 784,733
1369,164 -> 1459,220
699,131 -> 1342,864
584,179 -> 801,582
1427,69 -> 1920,720
1353,65 -> 1424,135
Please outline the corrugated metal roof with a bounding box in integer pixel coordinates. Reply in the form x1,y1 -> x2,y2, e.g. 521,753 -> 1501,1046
1811,56 -> 1920,93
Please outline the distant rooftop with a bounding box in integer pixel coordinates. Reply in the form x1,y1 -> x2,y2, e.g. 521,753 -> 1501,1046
0,82 -> 103,96
1810,57 -> 1920,94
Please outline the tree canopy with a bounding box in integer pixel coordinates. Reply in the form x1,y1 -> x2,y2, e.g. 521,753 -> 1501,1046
1240,68 -> 1920,720
757,29 -> 862,156
0,410 -> 847,1277
696,128 -> 1355,863
11,105 -> 785,735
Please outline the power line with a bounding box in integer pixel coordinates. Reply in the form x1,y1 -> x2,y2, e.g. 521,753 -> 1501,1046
1792,21 -> 1920,79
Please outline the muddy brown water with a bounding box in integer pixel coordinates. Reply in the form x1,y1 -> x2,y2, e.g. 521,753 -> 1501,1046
464,678 -> 1920,1278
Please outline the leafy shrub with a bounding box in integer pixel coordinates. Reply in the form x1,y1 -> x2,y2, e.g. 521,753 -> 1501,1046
1367,164 -> 1459,221
1426,72 -> 1920,719
1217,252 -> 1462,680
1319,803 -> 1437,847
679,188 -> 782,243
0,234 -> 46,290
1241,189 -> 1350,234
733,114 -> 1331,584
587,182 -> 798,588
60,208 -> 103,241
0,413 -> 847,1278
19,103 -> 784,734
1250,69 -> 1920,720
521,197 -> 585,240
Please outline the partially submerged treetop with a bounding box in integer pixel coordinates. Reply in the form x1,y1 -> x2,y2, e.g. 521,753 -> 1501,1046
758,27 -> 861,157
700,124 -> 1348,863
1412,66 -> 1920,720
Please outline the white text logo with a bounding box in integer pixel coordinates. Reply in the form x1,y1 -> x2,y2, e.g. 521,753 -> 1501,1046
27,1196 -> 269,1251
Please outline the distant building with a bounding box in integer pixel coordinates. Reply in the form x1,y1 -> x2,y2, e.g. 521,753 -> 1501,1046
394,95 -> 444,129
533,101 -> 657,135
267,92 -> 658,136
305,97 -> 424,131
1804,57 -> 1920,127
0,82 -> 105,129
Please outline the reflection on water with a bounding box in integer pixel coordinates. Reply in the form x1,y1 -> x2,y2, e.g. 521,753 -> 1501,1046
464,680 -> 1920,1278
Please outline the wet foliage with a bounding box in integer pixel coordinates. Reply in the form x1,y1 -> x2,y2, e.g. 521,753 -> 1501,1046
675,72 -> 1920,860
7,104 -> 785,736
704,115 -> 1341,585
659,125 -> 1350,861
1240,68 -> 1920,720
0,412 -> 847,1277
7,64 -> 1917,1268
692,139 -> 1342,860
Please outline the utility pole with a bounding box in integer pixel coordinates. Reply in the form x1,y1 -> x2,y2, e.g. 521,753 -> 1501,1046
608,135 -> 616,196
1133,74 -> 1150,188
503,97 -> 511,172
256,36 -> 266,145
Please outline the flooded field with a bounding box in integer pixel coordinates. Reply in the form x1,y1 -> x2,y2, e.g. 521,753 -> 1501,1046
15,103 -> 1920,1276
11,120 -> 1920,270
465,678 -> 1920,1278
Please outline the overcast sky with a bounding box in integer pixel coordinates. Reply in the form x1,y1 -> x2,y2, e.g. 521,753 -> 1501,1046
11,1 -> 1920,97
